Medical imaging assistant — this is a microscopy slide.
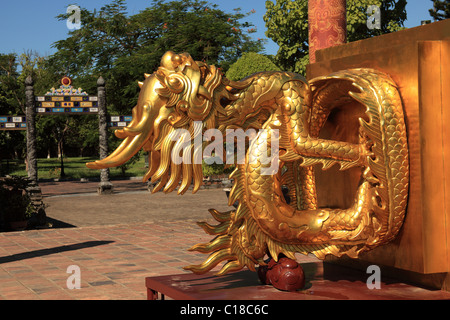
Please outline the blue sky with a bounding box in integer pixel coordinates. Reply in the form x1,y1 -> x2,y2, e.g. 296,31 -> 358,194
0,0 -> 435,58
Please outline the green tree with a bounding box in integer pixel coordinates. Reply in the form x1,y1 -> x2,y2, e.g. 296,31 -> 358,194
0,54 -> 22,114
429,0 -> 450,21
226,52 -> 281,81
19,52 -> 74,162
0,54 -> 26,166
49,0 -> 263,115
264,0 -> 407,75
19,52 -> 96,162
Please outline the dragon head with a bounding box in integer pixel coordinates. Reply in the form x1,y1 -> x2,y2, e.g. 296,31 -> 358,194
86,51 -> 246,194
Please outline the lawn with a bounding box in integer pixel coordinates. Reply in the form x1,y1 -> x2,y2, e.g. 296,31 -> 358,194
1,155 -> 148,180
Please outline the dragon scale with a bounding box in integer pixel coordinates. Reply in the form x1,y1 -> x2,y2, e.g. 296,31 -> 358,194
86,52 -> 409,277
185,70 -> 409,274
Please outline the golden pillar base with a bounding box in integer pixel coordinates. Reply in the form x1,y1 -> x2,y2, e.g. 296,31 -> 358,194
307,19 -> 450,290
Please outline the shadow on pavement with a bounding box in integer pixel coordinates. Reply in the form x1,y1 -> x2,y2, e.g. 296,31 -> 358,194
46,217 -> 77,229
0,240 -> 114,264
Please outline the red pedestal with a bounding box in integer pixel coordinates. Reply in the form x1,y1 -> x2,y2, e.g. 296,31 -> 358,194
145,262 -> 450,300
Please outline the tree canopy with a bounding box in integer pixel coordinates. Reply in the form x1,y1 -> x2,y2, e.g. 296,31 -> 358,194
50,0 -> 263,114
0,54 -> 25,162
264,0 -> 407,75
429,0 -> 450,21
0,54 -> 22,115
1,0 -> 264,166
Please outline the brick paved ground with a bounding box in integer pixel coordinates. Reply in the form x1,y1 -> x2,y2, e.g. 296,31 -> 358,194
0,220 -> 216,300
42,179 -> 233,227
2,179 -> 449,300
1,179 -> 322,300
0,179 -> 248,300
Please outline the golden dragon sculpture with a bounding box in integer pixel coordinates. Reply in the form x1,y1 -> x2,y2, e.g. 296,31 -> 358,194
87,51 -> 409,276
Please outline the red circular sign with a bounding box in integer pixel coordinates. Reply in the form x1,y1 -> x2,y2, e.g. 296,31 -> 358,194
61,76 -> 72,86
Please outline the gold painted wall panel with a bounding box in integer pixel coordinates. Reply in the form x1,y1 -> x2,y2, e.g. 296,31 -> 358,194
418,41 -> 447,273
315,19 -> 450,62
443,41 -> 450,276
307,20 -> 450,275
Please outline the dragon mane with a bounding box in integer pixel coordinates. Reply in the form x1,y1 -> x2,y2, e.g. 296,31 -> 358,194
143,58 -> 256,195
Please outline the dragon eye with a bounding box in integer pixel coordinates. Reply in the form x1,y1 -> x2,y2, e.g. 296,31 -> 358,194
169,78 -> 180,87
172,54 -> 182,66
177,100 -> 188,111
165,75 -> 184,93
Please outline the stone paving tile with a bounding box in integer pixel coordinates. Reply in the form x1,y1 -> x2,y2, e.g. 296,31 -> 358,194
0,221 -> 214,300
0,181 -> 327,300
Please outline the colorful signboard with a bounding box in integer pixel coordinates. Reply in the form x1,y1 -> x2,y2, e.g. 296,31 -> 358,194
35,76 -> 99,114
0,116 -> 27,130
1,77 -> 131,130
35,95 -> 99,114
0,115 -> 132,130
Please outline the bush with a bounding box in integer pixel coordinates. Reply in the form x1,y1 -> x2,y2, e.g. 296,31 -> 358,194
202,161 -> 234,179
226,52 -> 281,81
0,176 -> 35,229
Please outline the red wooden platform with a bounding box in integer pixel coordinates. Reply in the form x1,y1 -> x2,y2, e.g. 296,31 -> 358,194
146,262 -> 450,300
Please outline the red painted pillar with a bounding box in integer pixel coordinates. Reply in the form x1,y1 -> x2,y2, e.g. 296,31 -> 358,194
308,0 -> 347,63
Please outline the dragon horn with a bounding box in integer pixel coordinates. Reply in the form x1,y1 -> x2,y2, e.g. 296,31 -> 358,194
87,105 -> 155,169
86,132 -> 149,169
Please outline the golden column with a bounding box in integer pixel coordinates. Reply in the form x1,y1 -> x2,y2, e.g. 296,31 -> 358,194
308,0 -> 347,63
